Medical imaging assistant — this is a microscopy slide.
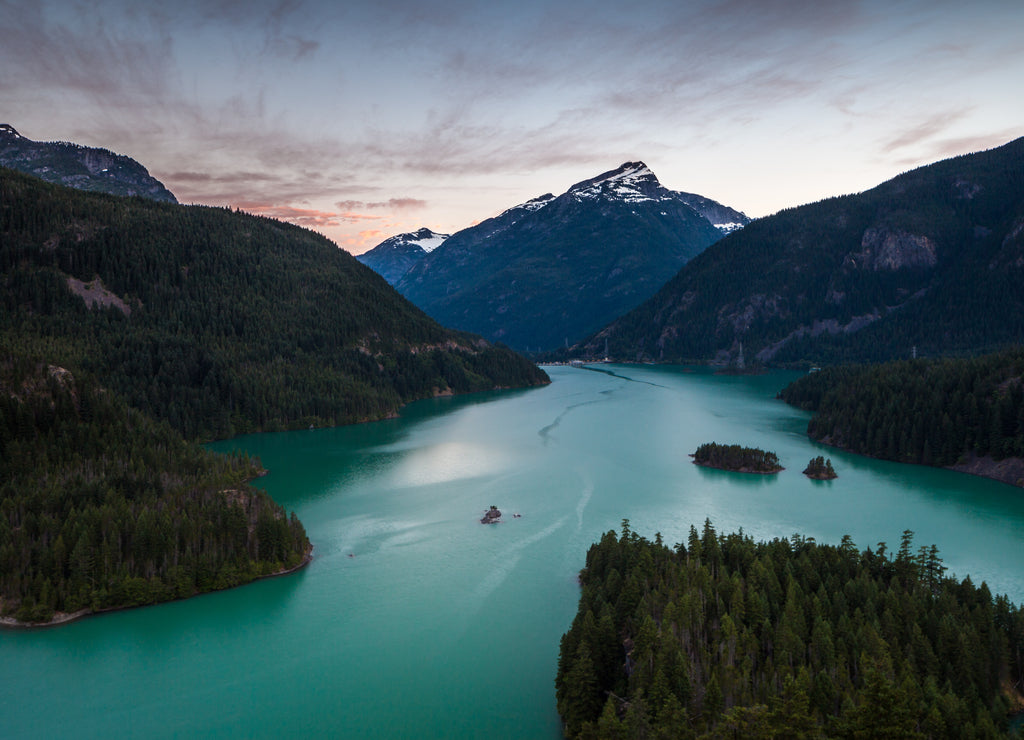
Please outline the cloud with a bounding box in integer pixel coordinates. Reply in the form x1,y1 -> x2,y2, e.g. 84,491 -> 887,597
231,201 -> 383,229
335,197 -> 428,210
880,111 -> 972,153
0,2 -> 175,101
921,130 -> 1024,162
335,229 -> 389,254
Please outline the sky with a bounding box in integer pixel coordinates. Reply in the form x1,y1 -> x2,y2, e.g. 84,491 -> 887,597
2,0 -> 1023,254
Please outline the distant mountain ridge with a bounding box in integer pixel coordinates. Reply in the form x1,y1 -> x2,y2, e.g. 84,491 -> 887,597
0,123 -> 177,202
576,137 -> 1024,365
395,161 -> 749,351
356,227 -> 450,285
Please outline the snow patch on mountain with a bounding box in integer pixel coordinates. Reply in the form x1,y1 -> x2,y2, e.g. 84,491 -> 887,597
498,193 -> 555,219
377,227 -> 450,253
567,161 -> 678,205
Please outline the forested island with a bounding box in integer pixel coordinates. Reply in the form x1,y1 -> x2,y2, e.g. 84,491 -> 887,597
556,520 -> 1024,739
803,456 -> 837,480
691,443 -> 782,474
0,168 -> 547,624
779,349 -> 1024,487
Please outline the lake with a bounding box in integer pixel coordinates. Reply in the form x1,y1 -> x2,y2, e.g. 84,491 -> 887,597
3,364 -> 1023,738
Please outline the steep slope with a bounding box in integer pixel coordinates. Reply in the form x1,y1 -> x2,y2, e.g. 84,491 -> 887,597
0,168 -> 548,439
396,163 -> 741,351
675,190 -> 750,234
356,227 -> 450,284
580,138 -> 1024,365
0,124 -> 177,202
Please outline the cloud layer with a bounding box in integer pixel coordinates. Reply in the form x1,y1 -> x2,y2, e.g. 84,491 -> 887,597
2,0 -> 1023,252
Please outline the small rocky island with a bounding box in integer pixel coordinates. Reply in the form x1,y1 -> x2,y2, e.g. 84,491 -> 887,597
691,442 -> 783,474
481,505 -> 502,524
803,456 -> 838,480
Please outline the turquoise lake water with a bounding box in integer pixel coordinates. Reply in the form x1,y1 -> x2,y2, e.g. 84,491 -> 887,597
3,365 -> 1023,738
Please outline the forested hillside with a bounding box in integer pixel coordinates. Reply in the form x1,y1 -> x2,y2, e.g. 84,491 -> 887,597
779,348 -> 1024,485
0,168 -> 546,622
576,137 -> 1024,365
0,356 -> 309,623
0,167 -> 548,439
556,521 -> 1024,739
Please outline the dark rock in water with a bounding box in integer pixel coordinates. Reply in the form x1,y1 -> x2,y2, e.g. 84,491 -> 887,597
481,506 -> 502,524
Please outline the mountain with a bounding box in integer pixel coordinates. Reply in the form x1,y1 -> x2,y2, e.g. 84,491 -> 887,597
396,162 -> 746,351
0,167 -> 547,622
0,166 -> 548,438
356,227 -> 450,284
675,190 -> 749,235
578,138 -> 1024,365
0,124 -> 177,203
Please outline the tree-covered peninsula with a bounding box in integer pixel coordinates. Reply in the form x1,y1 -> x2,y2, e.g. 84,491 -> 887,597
0,168 -> 548,623
779,348 -> 1024,486
0,358 -> 309,624
556,521 -> 1024,739
691,443 -> 782,474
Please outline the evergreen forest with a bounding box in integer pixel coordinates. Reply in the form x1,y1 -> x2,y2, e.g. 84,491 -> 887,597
802,456 -> 837,480
0,357 -> 309,622
779,348 -> 1024,476
555,520 -> 1024,739
0,168 -> 548,440
0,168 -> 547,622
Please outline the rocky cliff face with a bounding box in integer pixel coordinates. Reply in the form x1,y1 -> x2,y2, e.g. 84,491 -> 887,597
845,228 -> 937,271
0,124 -> 177,203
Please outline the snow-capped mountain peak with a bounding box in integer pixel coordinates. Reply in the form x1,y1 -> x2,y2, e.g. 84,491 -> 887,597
407,227 -> 449,253
371,227 -> 450,254
566,161 -> 670,204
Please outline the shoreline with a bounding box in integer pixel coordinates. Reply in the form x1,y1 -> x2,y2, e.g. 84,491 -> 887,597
0,544 -> 314,631
812,435 -> 1024,489
692,460 -> 784,475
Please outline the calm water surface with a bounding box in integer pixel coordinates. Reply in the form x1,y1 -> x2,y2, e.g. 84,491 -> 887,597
3,365 -> 1024,738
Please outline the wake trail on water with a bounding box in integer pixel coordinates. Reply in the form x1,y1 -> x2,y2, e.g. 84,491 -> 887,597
580,365 -> 669,389
538,382 -> 629,444
469,515 -> 569,607
576,474 -> 593,532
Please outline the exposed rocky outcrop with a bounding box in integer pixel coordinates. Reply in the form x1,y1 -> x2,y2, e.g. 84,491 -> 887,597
845,227 -> 937,271
949,453 -> 1024,488
0,124 -> 176,202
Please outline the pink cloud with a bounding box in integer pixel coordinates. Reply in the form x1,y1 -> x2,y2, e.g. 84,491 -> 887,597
232,201 -> 382,229
335,197 -> 428,210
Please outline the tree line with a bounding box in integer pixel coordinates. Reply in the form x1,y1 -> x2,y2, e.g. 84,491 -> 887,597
778,348 -> 1024,470
0,357 -> 309,623
556,520 -> 1024,738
